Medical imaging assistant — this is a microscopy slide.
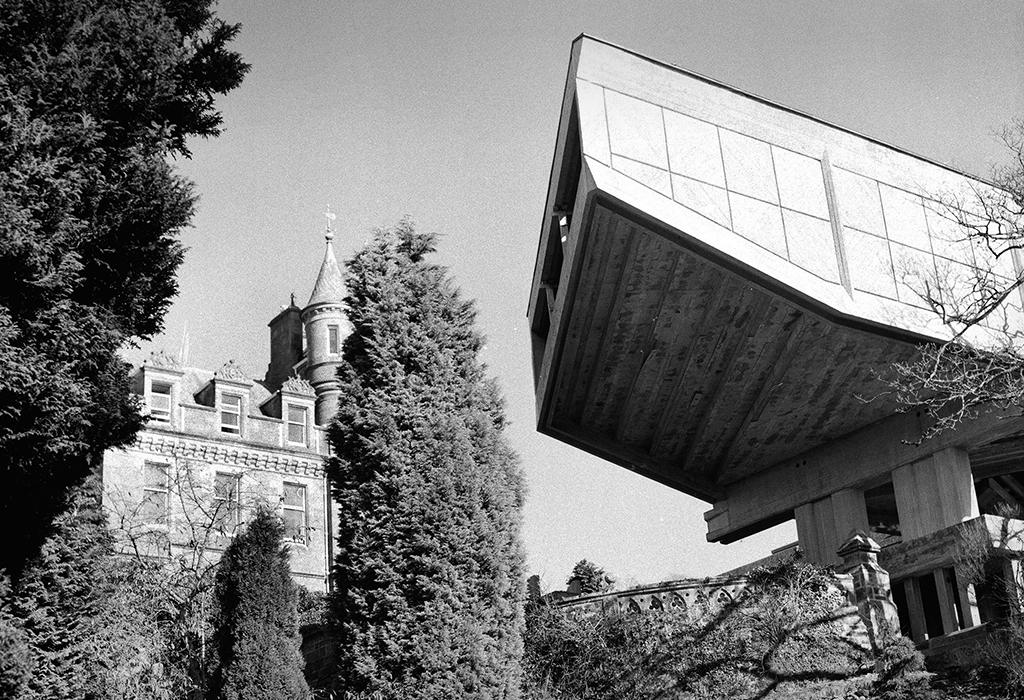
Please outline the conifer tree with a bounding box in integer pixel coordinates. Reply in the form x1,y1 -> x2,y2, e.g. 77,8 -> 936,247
328,220 -> 526,698
568,560 -> 614,595
0,0 -> 248,576
209,507 -> 309,700
4,474 -> 178,698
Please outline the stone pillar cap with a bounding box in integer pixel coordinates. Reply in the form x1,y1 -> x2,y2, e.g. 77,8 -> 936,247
836,529 -> 881,558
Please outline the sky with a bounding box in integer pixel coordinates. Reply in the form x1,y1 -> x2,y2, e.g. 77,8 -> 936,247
129,0 -> 1024,591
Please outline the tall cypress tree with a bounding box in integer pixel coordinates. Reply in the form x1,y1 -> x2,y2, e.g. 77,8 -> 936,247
209,507 -> 309,700
328,220 -> 526,698
0,0 -> 248,576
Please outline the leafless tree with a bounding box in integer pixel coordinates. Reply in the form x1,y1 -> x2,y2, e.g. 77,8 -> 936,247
104,460 -> 273,696
883,120 -> 1024,440
955,510 -> 1024,693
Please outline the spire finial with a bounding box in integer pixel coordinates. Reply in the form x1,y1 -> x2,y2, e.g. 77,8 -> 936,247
324,205 -> 337,242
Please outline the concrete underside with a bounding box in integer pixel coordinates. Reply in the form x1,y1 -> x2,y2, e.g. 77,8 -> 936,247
543,199 -> 918,502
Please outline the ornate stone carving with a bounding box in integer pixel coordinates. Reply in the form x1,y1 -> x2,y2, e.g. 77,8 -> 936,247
215,359 -> 250,383
146,349 -> 182,370
281,375 -> 315,396
134,432 -> 324,477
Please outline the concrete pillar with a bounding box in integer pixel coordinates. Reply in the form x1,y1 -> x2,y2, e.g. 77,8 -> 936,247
837,531 -> 900,659
795,488 -> 869,565
892,447 -> 979,541
955,577 -> 981,628
933,568 -> 958,635
903,577 -> 927,643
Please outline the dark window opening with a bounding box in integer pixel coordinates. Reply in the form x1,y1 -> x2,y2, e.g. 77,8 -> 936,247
916,573 -> 944,640
893,580 -> 911,638
865,481 -> 901,543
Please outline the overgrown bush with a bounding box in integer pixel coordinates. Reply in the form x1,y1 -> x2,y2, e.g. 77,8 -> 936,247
296,587 -> 329,628
524,560 -> 872,700
872,634 -> 933,700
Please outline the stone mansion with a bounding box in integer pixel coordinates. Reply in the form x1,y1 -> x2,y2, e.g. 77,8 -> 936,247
102,227 -> 349,592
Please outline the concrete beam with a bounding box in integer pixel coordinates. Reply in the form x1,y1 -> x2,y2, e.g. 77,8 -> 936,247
706,408 -> 1024,543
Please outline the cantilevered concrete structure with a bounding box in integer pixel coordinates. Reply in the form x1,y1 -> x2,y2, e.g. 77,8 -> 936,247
530,36 -> 1024,648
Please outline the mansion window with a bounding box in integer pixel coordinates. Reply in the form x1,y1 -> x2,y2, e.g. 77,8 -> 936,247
149,382 -> 172,423
220,394 -> 242,434
286,405 -> 307,446
142,462 -> 169,525
328,324 -> 340,354
213,472 -> 241,532
282,482 -> 307,543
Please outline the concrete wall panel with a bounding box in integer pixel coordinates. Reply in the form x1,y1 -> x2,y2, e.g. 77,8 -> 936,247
720,129 -> 779,204
605,90 -> 667,169
664,110 -> 725,187
773,147 -> 829,219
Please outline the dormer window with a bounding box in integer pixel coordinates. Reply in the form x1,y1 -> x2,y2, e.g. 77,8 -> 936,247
149,382 -> 172,423
287,405 -> 307,446
220,394 -> 242,434
328,325 -> 339,354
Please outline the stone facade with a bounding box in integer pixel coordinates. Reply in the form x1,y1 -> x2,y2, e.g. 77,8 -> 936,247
102,228 -> 348,592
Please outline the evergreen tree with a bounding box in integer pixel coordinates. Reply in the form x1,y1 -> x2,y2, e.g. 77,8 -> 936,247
4,474 -> 179,699
328,220 -> 526,698
568,560 -> 614,595
209,507 -> 309,700
0,0 -> 248,576
0,577 -> 32,699
10,475 -> 113,699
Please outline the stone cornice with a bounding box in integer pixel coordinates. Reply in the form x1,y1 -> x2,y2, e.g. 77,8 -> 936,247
133,432 -> 325,478
301,304 -> 345,320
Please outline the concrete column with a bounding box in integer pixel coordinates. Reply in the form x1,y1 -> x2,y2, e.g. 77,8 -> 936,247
892,447 -> 979,541
903,577 -> 927,643
955,577 -> 981,628
795,488 -> 869,565
933,568 -> 958,635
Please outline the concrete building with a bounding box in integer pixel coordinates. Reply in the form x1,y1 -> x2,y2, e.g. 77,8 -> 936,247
529,36 -> 1024,653
103,225 -> 349,592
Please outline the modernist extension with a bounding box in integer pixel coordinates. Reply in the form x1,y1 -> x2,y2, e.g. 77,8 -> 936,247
529,36 -> 1024,649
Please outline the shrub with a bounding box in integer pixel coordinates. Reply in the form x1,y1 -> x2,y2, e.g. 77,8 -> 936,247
523,560 -> 872,699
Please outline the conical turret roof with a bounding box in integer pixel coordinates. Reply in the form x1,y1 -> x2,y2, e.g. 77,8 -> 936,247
306,235 -> 345,308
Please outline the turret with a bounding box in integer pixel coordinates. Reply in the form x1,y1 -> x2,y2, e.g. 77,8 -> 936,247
301,212 -> 351,425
